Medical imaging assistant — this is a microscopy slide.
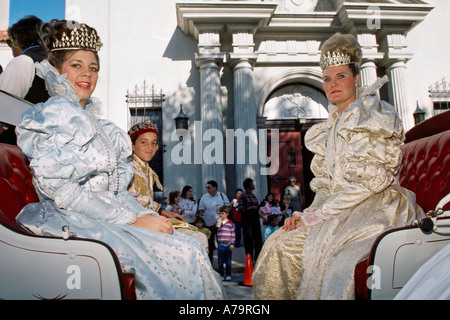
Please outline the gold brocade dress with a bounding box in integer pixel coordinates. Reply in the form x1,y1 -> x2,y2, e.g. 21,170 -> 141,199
128,154 -> 208,251
252,78 -> 424,300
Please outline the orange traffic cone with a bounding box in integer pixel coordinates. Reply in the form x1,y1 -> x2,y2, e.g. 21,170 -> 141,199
244,254 -> 253,286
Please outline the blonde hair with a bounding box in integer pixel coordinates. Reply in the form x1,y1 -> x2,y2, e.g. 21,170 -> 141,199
321,33 -> 362,75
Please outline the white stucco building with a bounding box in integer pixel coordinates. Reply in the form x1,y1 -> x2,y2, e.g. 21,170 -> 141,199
1,0 -> 449,206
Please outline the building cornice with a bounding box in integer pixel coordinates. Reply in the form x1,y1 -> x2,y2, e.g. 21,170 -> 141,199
335,0 -> 434,33
176,1 -> 278,40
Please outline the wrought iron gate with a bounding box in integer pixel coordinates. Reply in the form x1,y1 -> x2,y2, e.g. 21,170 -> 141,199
126,82 -> 165,196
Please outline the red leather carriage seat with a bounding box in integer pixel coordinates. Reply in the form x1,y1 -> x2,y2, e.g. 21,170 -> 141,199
0,143 -> 39,231
399,110 -> 450,212
399,130 -> 450,212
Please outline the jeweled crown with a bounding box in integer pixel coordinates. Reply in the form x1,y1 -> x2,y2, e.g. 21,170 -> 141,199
51,24 -> 103,52
320,51 -> 352,70
128,120 -> 159,139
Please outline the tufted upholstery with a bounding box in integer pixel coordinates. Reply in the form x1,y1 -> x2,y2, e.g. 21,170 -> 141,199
0,143 -> 39,231
399,130 -> 450,212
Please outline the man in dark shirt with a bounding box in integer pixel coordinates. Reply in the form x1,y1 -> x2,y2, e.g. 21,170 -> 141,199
238,178 -> 263,262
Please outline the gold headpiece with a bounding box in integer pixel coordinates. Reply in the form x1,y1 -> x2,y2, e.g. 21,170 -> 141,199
51,24 -> 103,52
320,51 -> 352,70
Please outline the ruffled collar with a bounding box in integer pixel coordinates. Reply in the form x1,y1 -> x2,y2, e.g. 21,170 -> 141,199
132,153 -> 150,172
35,60 -> 80,103
35,59 -> 102,118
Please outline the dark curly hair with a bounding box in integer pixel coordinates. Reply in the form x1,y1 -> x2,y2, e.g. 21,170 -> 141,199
8,15 -> 44,50
181,185 -> 195,201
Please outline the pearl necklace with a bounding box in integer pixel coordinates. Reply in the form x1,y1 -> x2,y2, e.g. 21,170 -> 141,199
93,120 -> 120,194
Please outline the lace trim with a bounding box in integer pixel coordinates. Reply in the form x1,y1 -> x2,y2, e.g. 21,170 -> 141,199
35,60 -> 80,104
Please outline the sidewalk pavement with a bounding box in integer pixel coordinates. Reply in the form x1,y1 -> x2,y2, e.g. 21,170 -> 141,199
212,244 -> 255,300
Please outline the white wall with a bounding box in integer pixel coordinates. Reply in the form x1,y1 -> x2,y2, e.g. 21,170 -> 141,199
405,0 -> 450,119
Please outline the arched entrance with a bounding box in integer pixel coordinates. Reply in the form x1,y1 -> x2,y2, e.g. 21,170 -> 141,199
262,82 -> 328,209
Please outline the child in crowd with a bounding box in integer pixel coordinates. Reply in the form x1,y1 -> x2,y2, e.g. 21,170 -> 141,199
280,195 -> 294,226
271,199 -> 282,224
194,217 -> 212,241
230,188 -> 243,247
166,190 -> 181,214
264,214 -> 280,241
259,193 -> 274,224
216,206 -> 235,281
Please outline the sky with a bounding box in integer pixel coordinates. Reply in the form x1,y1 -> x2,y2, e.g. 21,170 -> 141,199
9,0 -> 65,25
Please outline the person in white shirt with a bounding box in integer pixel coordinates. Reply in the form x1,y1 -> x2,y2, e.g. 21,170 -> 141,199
198,180 -> 230,262
0,16 -> 49,144
179,185 -> 198,224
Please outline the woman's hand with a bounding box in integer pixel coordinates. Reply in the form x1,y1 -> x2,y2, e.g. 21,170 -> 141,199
281,217 -> 299,231
282,212 -> 303,231
161,210 -> 184,221
131,215 -> 173,234
282,211 -> 322,231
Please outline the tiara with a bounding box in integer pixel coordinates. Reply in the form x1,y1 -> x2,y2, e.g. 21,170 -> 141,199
128,120 -> 159,139
320,51 -> 352,70
51,24 -> 103,52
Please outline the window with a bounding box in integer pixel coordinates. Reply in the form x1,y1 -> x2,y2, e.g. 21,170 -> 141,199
429,78 -> 450,115
289,152 -> 296,167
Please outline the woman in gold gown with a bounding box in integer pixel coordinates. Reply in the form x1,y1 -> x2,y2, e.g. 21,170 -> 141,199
252,33 -> 424,300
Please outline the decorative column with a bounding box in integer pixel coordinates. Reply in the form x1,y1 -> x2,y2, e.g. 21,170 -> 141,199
379,33 -> 414,131
386,60 -> 413,130
229,27 -> 261,199
195,28 -> 227,192
230,58 -> 261,198
360,61 -> 378,89
357,33 -> 383,95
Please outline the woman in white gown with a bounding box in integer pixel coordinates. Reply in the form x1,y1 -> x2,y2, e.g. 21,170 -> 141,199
15,19 -> 224,300
252,33 -> 424,300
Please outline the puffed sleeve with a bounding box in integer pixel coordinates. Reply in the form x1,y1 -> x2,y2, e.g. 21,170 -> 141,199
16,97 -> 147,224
304,122 -> 332,211
340,100 -> 404,192
318,99 -> 404,219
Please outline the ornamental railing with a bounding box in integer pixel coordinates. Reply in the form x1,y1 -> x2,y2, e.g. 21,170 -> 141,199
126,81 -> 165,128
429,77 -> 450,115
